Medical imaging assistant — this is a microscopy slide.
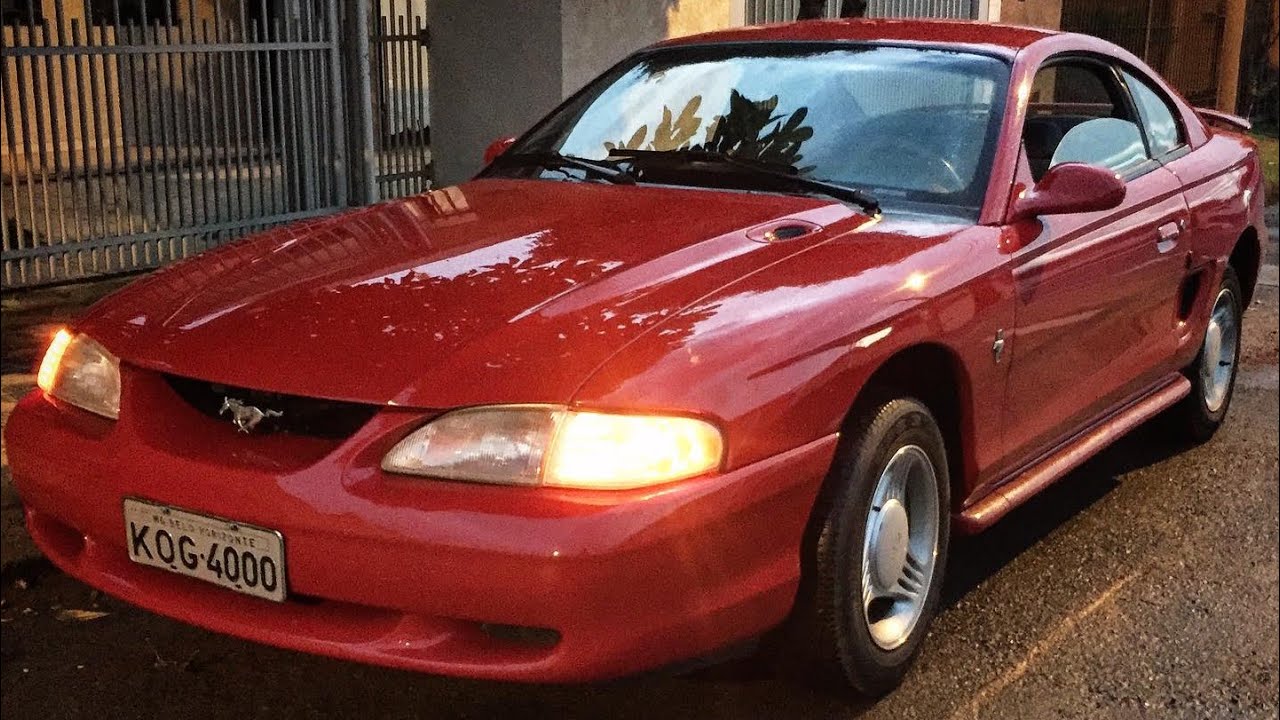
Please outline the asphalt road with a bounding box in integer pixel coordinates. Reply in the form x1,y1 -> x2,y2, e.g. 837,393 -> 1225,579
1,276 -> 1277,719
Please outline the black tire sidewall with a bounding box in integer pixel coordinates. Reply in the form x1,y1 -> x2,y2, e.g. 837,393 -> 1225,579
830,399 -> 951,694
1184,266 -> 1244,438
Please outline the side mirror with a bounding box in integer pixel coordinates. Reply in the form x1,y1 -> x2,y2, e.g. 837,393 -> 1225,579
483,136 -> 517,166
1011,163 -> 1126,222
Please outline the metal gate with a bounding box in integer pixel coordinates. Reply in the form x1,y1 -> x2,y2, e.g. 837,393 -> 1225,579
1060,0 -> 1226,107
866,0 -> 979,19
745,0 -> 980,23
369,0 -> 431,199
1,0 -> 348,289
7,0 -> 992,290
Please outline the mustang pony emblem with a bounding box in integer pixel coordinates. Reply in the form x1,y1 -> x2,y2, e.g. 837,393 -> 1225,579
219,397 -> 283,433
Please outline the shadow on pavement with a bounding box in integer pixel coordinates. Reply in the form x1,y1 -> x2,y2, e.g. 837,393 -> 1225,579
943,419 -> 1186,608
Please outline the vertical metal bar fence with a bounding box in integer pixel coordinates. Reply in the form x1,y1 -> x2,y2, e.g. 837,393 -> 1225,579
1,0 -> 348,289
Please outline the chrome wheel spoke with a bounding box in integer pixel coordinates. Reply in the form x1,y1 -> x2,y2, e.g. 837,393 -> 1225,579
860,445 -> 939,651
886,466 -> 907,505
1201,288 -> 1239,413
901,552 -> 926,590
889,552 -> 926,599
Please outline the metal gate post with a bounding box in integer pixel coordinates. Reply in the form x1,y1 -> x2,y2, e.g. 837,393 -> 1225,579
347,0 -> 378,205
326,0 -> 349,207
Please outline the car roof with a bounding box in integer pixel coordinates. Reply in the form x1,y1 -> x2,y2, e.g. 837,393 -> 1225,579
657,18 -> 1059,57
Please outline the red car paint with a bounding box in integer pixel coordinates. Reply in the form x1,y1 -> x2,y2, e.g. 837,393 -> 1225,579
6,19 -> 1266,681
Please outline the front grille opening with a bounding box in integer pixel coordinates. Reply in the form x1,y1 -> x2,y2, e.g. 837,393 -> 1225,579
165,375 -> 380,439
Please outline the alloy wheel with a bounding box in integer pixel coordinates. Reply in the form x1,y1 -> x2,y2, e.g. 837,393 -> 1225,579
860,444 -> 940,651
1200,286 -> 1240,414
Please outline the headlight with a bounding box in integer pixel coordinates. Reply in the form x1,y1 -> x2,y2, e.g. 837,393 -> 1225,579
381,405 -> 723,490
37,329 -> 121,420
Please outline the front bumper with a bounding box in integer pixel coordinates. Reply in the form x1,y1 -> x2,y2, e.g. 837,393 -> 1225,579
5,371 -> 837,682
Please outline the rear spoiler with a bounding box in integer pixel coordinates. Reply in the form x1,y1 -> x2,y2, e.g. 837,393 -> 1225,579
1195,107 -> 1252,133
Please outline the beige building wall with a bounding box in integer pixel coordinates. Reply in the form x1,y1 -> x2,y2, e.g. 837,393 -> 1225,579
999,0 -> 1064,30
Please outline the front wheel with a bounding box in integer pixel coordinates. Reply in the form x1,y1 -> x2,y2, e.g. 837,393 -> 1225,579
1173,265 -> 1243,443
782,395 -> 950,696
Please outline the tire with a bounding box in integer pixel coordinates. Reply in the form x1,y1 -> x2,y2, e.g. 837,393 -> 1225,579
1172,265 -> 1243,443
781,394 -> 951,696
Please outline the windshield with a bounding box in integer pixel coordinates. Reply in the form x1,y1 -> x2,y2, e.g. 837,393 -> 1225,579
508,44 -> 1010,217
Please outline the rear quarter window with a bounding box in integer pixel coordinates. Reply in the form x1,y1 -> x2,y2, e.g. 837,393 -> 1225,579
1123,70 -> 1183,157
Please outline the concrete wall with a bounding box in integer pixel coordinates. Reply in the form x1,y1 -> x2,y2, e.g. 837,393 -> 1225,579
560,0 -> 671,98
429,0 -> 745,186
427,0 -> 565,185
561,0 -> 742,97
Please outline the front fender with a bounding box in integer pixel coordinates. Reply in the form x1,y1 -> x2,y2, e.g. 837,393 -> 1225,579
571,222 -> 1015,486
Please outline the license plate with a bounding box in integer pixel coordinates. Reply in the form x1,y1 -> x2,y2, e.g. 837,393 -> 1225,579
123,499 -> 286,602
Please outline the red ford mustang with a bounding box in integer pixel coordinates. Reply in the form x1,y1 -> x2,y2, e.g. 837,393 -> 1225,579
6,19 -> 1266,695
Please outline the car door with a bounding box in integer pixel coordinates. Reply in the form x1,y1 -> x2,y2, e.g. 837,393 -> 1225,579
1120,65 -> 1230,376
1003,58 -> 1191,468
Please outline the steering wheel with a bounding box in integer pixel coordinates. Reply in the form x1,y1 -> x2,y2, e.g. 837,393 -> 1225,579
865,138 -> 966,194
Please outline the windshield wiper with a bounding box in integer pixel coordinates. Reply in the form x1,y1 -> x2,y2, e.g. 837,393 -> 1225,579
608,148 -> 880,215
492,151 -> 635,185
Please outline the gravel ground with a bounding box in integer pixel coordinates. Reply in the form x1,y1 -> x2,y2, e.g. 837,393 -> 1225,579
1,265 -> 1276,720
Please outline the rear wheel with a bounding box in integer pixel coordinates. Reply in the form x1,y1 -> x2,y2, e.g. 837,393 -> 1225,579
782,395 -> 950,696
1173,265 -> 1243,442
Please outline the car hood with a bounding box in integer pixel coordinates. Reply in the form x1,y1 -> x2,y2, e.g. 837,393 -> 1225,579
80,178 -> 872,408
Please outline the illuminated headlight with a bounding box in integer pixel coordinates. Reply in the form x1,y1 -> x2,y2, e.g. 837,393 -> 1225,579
381,405 -> 724,490
37,329 -> 121,420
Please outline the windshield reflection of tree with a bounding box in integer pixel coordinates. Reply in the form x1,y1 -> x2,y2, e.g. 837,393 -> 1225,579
605,90 -> 815,173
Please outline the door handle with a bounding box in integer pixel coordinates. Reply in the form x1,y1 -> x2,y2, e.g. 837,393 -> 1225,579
1155,221 -> 1181,252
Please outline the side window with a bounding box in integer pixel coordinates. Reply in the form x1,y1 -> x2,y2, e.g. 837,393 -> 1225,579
1029,64 -> 1116,117
1023,61 -> 1150,180
1122,70 -> 1183,157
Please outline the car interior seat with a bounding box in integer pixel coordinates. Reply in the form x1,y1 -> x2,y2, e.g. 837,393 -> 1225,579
1023,117 -> 1065,180
1050,117 -> 1146,176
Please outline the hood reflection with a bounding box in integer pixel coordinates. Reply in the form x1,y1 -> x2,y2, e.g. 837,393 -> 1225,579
79,179 -> 862,408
